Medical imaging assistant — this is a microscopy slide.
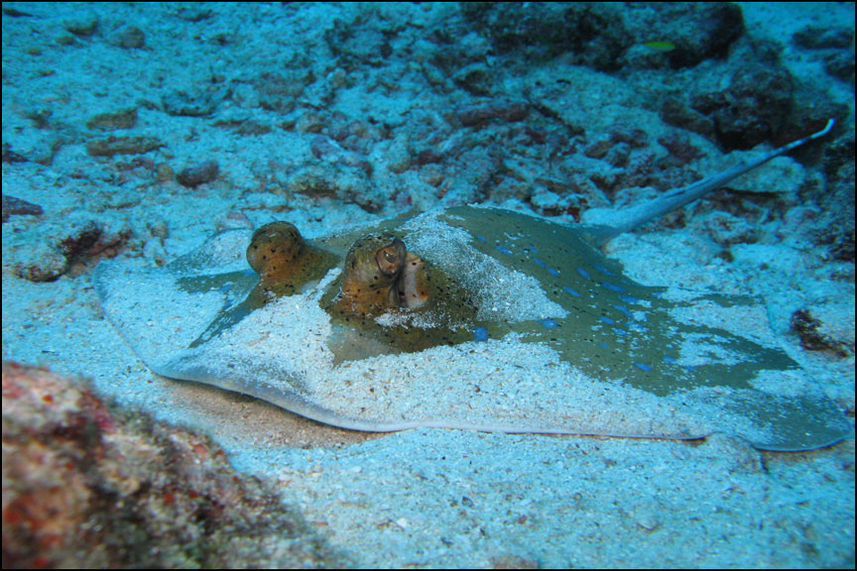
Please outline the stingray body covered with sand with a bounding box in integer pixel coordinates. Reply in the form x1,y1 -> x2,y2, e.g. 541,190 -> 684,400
96,120 -> 850,451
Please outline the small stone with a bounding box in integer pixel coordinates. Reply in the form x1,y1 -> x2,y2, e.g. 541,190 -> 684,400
634,510 -> 660,532
176,160 -> 219,188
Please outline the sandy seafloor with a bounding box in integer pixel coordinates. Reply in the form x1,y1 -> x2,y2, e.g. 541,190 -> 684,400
2,2 -> 855,568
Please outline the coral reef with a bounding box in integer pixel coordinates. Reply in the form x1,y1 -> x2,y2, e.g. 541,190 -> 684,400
1,362 -> 346,568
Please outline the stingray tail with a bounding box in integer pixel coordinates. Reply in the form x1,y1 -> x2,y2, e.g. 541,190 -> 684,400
582,119 -> 836,247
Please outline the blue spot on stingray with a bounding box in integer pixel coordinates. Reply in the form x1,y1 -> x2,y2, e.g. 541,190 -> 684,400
540,319 -> 560,329
619,295 -> 640,305
634,362 -> 653,372
598,342 -> 609,349
563,285 -> 581,297
496,245 -> 513,256
533,258 -> 560,276
600,281 -> 625,293
611,304 -> 634,318
599,316 -> 616,325
594,264 -> 616,277
475,234 -> 487,243
663,356 -> 677,364
473,327 -> 489,342
576,267 -> 591,280
612,327 -> 628,336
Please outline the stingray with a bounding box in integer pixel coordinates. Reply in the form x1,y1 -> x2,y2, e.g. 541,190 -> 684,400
95,120 -> 850,451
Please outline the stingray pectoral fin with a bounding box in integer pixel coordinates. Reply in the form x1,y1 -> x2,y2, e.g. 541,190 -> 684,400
153,352 -> 412,432
721,387 -> 852,452
151,349 -> 715,439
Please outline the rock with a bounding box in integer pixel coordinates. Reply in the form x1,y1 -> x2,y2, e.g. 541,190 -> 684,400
281,163 -> 380,212
660,96 -> 717,140
172,5 -> 213,22
657,132 -> 704,163
2,194 -> 43,222
176,159 -> 220,188
1,362 -> 345,568
2,143 -> 29,163
162,88 -> 221,117
63,14 -> 99,37
13,241 -> 69,282
815,136 -> 856,261
793,26 -> 854,50
790,309 -> 853,357
86,108 -> 138,130
383,137 -> 411,174
254,71 -> 310,113
213,117 -> 272,136
623,3 -> 745,69
86,136 -> 164,157
461,2 -> 630,70
690,63 -> 794,150
456,99 -> 529,127
108,25 -> 146,49
324,12 -> 393,70
10,217 -> 131,282
703,211 -> 758,246
451,63 -> 494,96
823,51 -> 855,83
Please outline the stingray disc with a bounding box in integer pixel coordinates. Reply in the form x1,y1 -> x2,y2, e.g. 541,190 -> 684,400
94,207 -> 850,451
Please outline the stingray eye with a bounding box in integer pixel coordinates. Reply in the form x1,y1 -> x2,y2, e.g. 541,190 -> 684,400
246,221 -> 305,275
375,239 -> 406,276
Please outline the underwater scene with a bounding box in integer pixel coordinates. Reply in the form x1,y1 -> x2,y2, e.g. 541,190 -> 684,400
2,2 -> 854,568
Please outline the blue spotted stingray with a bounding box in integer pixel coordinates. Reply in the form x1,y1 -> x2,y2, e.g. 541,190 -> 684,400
95,120 -> 849,451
